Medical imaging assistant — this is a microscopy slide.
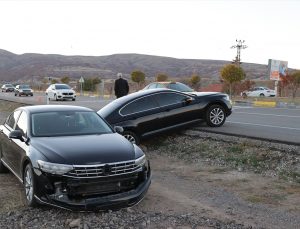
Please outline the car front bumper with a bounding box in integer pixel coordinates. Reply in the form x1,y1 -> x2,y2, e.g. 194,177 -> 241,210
19,92 -> 33,96
33,162 -> 151,211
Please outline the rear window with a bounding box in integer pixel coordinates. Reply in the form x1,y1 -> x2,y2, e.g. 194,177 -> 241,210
167,83 -> 193,92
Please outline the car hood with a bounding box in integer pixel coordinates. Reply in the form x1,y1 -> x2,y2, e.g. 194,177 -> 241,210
56,89 -> 75,93
188,92 -> 222,97
30,133 -> 135,165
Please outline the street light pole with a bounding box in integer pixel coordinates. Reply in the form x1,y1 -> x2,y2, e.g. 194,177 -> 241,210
231,39 -> 247,67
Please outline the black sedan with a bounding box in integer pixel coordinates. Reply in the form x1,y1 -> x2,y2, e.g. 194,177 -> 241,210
98,89 -> 232,144
0,105 -> 151,211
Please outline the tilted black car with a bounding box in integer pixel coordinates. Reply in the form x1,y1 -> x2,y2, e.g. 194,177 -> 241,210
0,105 -> 151,211
98,89 -> 232,144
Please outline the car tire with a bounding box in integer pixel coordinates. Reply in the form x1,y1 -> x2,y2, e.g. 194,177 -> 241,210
122,131 -> 140,145
72,98 -> 76,101
54,94 -> 58,101
206,104 -> 226,127
23,163 -> 38,207
259,93 -> 265,97
242,93 -> 247,99
14,93 -> 17,96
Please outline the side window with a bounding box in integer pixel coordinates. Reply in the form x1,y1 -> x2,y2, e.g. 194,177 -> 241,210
121,96 -> 158,115
5,110 -> 22,129
154,93 -> 188,107
168,84 -> 178,90
156,83 -> 165,88
148,83 -> 157,89
15,111 -> 28,136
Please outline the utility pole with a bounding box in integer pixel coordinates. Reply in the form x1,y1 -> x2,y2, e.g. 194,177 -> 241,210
231,39 -> 247,67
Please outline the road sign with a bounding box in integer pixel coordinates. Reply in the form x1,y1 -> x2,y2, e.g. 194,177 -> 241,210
79,76 -> 84,83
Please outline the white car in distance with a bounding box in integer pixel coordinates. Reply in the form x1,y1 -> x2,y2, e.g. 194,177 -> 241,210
241,87 -> 276,98
46,84 -> 76,101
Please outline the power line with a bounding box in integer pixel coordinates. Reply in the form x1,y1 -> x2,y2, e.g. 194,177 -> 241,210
231,39 -> 247,67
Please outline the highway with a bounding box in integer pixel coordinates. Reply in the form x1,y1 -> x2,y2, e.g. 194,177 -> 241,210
196,106 -> 300,145
1,92 -> 299,145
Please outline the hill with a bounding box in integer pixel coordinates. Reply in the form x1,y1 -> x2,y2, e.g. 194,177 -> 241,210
0,49 -> 269,82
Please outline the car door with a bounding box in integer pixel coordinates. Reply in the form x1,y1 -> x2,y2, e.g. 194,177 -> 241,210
119,95 -> 163,136
153,92 -> 199,129
12,111 -> 29,176
0,110 -> 22,172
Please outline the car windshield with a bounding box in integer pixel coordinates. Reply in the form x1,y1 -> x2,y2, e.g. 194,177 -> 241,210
20,85 -> 30,89
168,83 -> 194,92
55,84 -> 71,90
4,84 -> 14,87
31,111 -> 112,137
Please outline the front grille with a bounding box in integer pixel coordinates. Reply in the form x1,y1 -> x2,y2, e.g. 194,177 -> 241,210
65,160 -> 141,178
62,92 -> 73,95
66,174 -> 139,196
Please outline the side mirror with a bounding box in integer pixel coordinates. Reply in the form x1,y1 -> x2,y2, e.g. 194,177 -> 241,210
9,130 -> 23,141
114,126 -> 124,134
183,97 -> 193,105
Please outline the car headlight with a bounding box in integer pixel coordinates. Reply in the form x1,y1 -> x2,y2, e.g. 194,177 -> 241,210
37,160 -> 73,175
135,155 -> 146,167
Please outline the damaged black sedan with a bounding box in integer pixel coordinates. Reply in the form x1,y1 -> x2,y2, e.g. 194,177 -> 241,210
0,105 -> 151,211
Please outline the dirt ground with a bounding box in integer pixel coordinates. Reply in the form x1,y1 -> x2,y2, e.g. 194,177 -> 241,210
1,143 -> 299,228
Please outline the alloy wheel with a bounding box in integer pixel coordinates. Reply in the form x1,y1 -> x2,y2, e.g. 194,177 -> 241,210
24,167 -> 33,202
209,107 -> 225,125
123,134 -> 136,144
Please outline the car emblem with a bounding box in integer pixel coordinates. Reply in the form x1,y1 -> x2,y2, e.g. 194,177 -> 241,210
103,164 -> 112,175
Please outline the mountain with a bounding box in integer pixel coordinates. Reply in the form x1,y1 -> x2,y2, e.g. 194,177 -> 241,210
0,49 -> 269,82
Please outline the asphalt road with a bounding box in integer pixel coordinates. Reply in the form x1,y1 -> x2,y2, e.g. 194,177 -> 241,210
196,106 -> 300,145
1,92 -> 299,145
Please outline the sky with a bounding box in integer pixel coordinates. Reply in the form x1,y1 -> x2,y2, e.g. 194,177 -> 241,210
1,0 -> 300,69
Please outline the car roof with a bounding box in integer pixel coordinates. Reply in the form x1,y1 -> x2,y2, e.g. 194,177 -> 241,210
19,105 -> 93,114
152,81 -> 178,84
119,88 -> 183,102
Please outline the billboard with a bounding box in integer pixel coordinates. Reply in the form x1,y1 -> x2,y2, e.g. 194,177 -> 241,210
268,59 -> 288,81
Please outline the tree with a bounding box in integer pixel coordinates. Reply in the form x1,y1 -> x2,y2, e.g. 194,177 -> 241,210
83,77 -> 101,91
284,71 -> 300,99
189,74 -> 201,91
156,73 -> 168,82
51,79 -> 59,84
61,76 -> 70,84
220,64 -> 245,98
131,70 -> 145,89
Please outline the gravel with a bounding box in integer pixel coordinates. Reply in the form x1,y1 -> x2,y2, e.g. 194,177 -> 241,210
0,207 -> 250,229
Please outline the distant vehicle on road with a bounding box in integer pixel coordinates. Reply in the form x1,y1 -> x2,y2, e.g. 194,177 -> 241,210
14,84 -> 33,96
0,105 -> 151,211
1,84 -> 15,92
46,84 -> 76,101
241,87 -> 276,98
143,81 -> 194,93
98,89 -> 232,144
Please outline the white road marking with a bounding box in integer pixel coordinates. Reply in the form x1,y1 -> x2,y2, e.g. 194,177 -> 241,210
227,121 -> 300,131
233,111 -> 300,118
